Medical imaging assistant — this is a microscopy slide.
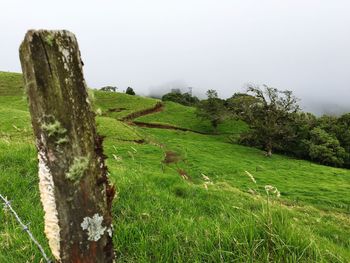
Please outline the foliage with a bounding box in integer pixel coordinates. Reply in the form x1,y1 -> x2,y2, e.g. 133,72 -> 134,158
226,92 -> 260,118
236,85 -> 300,156
161,91 -> 199,106
336,113 -> 350,166
229,85 -> 350,167
315,114 -> 350,167
307,127 -> 347,167
125,87 -> 135,95
99,86 -> 117,92
285,113 -> 350,167
196,89 -> 227,132
281,112 -> 317,158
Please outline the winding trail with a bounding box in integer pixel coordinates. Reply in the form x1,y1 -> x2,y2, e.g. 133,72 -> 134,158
120,102 -> 164,121
130,121 -> 213,135
120,101 -> 218,135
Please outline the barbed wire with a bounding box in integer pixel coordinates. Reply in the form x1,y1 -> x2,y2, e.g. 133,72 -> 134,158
0,193 -> 52,263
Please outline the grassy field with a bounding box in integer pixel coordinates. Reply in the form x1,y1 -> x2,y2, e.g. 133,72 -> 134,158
0,72 -> 350,262
0,72 -> 24,96
136,101 -> 248,134
93,90 -> 159,120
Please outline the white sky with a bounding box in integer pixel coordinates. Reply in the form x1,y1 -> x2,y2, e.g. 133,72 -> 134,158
1,0 -> 350,113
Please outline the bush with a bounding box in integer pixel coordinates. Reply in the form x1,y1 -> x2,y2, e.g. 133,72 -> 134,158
307,127 -> 347,167
196,90 -> 227,132
162,92 -> 199,106
126,87 -> 135,95
100,86 -> 117,92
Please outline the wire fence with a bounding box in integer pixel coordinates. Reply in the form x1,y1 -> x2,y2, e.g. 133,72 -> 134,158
0,193 -> 51,263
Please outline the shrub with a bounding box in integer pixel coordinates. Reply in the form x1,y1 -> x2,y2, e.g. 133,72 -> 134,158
307,127 -> 347,166
162,92 -> 199,106
126,87 -> 135,95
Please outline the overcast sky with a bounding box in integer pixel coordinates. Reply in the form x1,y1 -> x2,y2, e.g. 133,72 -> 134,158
1,0 -> 350,113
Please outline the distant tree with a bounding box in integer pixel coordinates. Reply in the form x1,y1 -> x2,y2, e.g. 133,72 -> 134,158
162,91 -> 199,106
227,87 -> 350,167
171,88 -> 181,94
336,113 -> 350,167
226,93 -> 260,119
307,127 -> 347,167
316,115 -> 339,134
284,112 -> 317,158
181,92 -> 199,105
238,84 -> 300,156
161,92 -> 181,103
100,86 -> 117,92
336,114 -> 350,151
196,89 -> 227,132
126,87 -> 136,95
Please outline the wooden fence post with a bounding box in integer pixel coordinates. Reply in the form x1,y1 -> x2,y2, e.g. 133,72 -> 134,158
19,30 -> 115,263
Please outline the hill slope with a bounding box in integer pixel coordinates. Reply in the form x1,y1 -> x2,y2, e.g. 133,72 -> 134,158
135,101 -> 248,134
0,72 -> 349,262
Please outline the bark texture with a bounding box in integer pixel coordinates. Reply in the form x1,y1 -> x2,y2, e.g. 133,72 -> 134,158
19,30 -> 115,263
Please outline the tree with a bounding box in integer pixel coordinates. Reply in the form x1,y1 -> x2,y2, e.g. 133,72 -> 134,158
100,86 -> 117,92
196,89 -> 227,132
226,93 -> 260,119
284,112 -> 317,158
335,114 -> 350,167
126,86 -> 136,95
238,84 -> 300,156
307,127 -> 346,167
162,91 -> 199,106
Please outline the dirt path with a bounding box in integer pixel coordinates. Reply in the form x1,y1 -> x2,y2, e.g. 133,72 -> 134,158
120,101 -> 220,135
119,101 -> 222,135
129,121 -> 215,135
120,102 -> 164,121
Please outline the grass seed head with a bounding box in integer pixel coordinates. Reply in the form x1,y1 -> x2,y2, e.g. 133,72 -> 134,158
245,170 -> 256,184
264,185 -> 281,197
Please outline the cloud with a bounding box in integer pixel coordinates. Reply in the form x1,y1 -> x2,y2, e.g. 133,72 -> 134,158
1,0 -> 350,114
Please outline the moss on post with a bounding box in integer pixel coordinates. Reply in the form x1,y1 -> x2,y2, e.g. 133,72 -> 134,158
66,156 -> 90,182
19,30 -> 115,263
41,120 -> 66,137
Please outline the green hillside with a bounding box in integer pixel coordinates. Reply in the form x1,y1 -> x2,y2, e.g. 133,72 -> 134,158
93,90 -> 160,120
0,72 -> 349,262
135,101 -> 248,134
0,71 -> 24,96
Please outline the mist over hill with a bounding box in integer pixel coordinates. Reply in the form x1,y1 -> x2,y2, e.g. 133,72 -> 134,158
301,100 -> 350,116
147,81 -> 350,116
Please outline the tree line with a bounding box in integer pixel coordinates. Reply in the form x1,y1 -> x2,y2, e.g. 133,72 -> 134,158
161,86 -> 350,168
100,86 -> 136,95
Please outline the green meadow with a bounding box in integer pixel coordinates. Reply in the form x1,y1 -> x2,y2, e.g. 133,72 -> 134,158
0,72 -> 349,262
135,101 -> 248,134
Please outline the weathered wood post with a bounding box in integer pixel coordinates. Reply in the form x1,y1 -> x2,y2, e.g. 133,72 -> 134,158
19,30 -> 115,262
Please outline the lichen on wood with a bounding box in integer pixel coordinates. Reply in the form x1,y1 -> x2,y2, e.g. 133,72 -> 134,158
41,119 -> 66,137
45,33 -> 55,47
80,214 -> 107,242
19,30 -> 115,262
56,137 -> 69,145
41,117 -> 69,146
66,156 -> 89,182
